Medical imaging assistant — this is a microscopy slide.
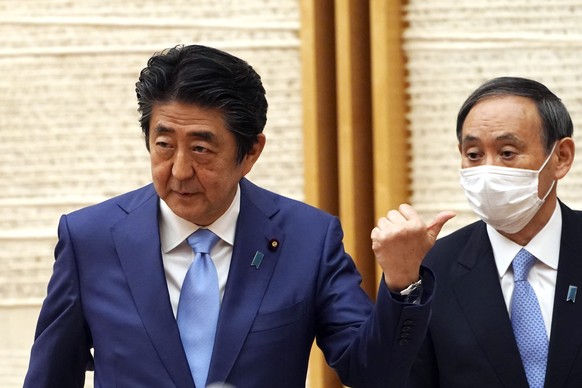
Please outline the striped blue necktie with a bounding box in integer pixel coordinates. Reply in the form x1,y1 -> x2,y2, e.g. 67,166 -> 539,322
177,228 -> 220,388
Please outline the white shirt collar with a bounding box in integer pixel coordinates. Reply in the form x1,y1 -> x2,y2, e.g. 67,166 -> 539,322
488,200 -> 561,278
159,184 -> 240,253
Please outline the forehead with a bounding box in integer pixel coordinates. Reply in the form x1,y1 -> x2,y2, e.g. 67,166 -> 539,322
150,101 -> 227,133
461,95 -> 543,145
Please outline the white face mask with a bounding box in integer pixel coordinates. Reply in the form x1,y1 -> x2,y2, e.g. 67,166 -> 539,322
459,144 -> 556,234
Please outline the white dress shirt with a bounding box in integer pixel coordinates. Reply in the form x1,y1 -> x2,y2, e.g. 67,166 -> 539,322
488,200 -> 561,338
159,185 -> 240,317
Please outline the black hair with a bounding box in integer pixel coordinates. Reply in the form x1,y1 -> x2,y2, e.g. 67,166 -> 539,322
456,76 -> 573,153
135,44 -> 268,163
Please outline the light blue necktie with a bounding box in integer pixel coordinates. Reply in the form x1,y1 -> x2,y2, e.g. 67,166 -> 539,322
177,229 -> 220,388
511,248 -> 548,388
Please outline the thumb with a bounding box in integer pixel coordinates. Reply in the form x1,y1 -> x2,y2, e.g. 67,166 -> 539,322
426,211 -> 456,240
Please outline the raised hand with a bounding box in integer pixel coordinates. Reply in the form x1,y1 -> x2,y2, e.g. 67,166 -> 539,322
371,204 -> 456,292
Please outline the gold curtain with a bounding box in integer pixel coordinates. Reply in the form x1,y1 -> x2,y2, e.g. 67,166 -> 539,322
300,0 -> 408,386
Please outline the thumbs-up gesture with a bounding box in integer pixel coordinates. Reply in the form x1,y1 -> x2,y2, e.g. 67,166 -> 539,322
371,204 -> 455,292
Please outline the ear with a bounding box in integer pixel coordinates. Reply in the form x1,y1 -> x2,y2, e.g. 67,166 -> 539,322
241,133 -> 266,176
554,137 -> 575,180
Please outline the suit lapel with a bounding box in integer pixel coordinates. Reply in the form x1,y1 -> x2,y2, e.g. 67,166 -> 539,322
112,185 -> 195,388
452,223 -> 529,388
207,179 -> 284,384
545,202 -> 582,387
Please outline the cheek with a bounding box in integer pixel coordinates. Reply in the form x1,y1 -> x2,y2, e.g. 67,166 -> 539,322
197,166 -> 238,191
540,166 -> 556,189
150,159 -> 171,184
195,170 -> 221,191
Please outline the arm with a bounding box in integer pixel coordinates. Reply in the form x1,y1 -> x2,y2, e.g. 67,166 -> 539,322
314,217 -> 436,387
23,215 -> 92,388
405,330 -> 439,387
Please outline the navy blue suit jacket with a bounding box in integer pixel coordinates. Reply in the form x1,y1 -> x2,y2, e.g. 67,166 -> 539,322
407,201 -> 582,387
25,179 -> 434,387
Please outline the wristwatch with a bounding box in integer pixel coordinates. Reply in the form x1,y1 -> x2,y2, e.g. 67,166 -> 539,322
400,278 -> 422,296
399,278 -> 423,304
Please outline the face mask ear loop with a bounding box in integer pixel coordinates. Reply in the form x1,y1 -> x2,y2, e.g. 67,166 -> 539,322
538,141 -> 558,201
540,179 -> 556,201
538,141 -> 558,173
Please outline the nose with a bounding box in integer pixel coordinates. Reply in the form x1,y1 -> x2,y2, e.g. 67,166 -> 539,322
484,155 -> 497,166
172,150 -> 194,180
478,153 -> 499,166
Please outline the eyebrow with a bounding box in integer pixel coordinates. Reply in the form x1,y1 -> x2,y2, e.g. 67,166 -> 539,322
153,124 -> 216,141
461,133 -> 525,147
460,134 -> 479,144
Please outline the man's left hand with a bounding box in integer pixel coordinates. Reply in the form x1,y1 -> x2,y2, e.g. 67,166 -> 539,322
371,204 -> 455,292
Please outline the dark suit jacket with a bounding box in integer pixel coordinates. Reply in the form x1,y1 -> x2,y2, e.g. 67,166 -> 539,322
24,179 -> 433,388
407,201 -> 582,387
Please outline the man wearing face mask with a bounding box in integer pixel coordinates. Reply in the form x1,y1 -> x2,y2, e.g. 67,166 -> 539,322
397,77 -> 581,387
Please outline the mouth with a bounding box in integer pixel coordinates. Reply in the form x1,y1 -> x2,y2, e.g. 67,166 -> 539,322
173,190 -> 196,199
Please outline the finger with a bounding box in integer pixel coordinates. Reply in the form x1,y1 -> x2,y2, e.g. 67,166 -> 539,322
398,203 -> 423,222
376,217 -> 390,230
396,204 -> 428,233
426,211 -> 456,240
371,226 -> 381,239
386,209 -> 407,224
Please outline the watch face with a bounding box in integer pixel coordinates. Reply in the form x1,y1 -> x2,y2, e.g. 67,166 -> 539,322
400,279 -> 422,296
400,279 -> 423,304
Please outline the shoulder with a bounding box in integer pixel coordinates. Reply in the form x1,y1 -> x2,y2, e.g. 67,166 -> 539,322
559,199 -> 582,223
239,179 -> 344,247
65,184 -> 157,226
240,178 -> 336,223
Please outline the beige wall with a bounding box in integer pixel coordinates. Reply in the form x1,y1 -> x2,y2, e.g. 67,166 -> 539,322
5,1 -> 582,387
0,1 -> 302,386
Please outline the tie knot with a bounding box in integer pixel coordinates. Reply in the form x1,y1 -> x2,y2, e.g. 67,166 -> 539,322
512,248 -> 536,282
187,228 -> 220,255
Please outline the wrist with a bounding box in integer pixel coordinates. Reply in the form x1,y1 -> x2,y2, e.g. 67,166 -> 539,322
384,272 -> 422,293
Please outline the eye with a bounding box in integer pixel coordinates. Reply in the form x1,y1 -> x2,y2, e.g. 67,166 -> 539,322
466,151 -> 480,161
156,141 -> 172,148
192,145 -> 208,153
500,149 -> 516,159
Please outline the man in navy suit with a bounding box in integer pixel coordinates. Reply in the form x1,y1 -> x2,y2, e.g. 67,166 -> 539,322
406,77 -> 581,387
24,44 -> 453,387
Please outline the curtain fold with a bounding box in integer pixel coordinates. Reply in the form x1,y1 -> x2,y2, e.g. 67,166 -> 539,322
301,0 -> 408,387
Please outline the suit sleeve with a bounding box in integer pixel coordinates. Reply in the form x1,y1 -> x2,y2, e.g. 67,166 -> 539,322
314,216 -> 434,387
405,329 -> 439,387
23,215 -> 92,388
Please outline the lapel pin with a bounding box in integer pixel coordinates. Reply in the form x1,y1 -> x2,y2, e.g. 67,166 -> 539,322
567,285 -> 577,303
251,251 -> 264,269
268,239 -> 279,252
